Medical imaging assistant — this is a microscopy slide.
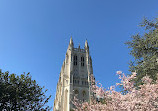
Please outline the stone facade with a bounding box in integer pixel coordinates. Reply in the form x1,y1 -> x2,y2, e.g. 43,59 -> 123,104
53,38 -> 94,111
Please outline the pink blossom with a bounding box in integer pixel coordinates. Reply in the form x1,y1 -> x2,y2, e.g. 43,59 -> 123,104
72,71 -> 158,111
116,71 -> 122,75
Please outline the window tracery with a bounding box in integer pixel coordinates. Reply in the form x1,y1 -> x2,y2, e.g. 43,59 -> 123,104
81,56 -> 84,66
74,55 -> 77,66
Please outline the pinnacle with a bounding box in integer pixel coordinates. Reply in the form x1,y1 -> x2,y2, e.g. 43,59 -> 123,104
70,37 -> 73,45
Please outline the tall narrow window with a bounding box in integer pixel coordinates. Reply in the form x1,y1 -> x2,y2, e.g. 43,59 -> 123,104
75,90 -> 79,97
74,89 -> 79,98
74,55 -> 77,66
81,56 -> 84,66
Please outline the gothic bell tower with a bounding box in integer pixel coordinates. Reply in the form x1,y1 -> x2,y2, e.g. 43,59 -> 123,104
53,38 -> 94,111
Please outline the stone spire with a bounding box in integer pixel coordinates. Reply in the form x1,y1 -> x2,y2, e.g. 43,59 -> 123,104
70,37 -> 73,45
85,39 -> 89,51
78,43 -> 80,48
68,37 -> 74,50
78,43 -> 81,51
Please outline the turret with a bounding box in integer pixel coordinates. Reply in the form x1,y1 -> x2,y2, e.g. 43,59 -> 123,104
78,43 -> 80,49
78,43 -> 81,51
68,37 -> 74,50
70,37 -> 73,45
85,39 -> 89,53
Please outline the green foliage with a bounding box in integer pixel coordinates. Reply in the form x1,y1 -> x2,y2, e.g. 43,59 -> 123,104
0,69 -> 51,111
126,17 -> 158,86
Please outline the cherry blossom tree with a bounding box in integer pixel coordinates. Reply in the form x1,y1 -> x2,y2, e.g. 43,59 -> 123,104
72,71 -> 158,111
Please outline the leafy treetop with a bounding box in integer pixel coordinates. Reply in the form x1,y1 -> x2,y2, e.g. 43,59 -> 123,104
0,69 -> 51,111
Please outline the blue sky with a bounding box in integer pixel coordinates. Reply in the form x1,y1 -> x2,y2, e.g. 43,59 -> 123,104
0,0 -> 158,109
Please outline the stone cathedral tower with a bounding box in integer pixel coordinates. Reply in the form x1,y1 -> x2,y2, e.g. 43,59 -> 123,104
53,38 -> 94,111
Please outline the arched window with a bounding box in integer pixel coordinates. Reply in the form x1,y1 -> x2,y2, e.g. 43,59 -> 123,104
74,55 -> 77,66
81,56 -> 84,66
82,91 -> 86,97
75,90 -> 79,95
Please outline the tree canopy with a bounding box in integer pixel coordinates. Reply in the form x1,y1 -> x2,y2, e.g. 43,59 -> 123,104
0,69 -> 51,111
126,17 -> 158,86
